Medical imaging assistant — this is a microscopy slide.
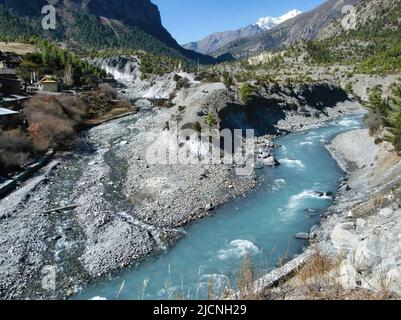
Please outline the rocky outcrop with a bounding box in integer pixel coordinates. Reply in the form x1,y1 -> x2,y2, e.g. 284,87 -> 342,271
331,206 -> 401,294
182,25 -> 264,56
219,83 -> 361,136
317,129 -> 401,296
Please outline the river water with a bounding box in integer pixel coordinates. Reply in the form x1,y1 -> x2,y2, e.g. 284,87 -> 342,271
76,114 -> 363,300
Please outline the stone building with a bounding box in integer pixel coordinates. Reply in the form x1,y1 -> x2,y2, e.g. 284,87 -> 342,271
0,69 -> 22,95
39,75 -> 59,92
0,52 -> 23,96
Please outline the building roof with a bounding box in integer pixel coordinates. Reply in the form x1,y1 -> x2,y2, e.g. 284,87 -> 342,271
0,107 -> 19,116
0,52 -> 23,63
0,68 -> 16,75
40,75 -> 58,83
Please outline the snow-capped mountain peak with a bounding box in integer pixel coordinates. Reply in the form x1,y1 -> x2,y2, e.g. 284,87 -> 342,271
256,9 -> 302,30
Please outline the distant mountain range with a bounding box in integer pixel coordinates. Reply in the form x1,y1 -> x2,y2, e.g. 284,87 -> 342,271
184,0 -> 362,59
0,0 -> 215,64
182,9 -> 302,55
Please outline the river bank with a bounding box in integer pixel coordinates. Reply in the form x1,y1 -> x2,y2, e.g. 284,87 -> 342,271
254,128 -> 401,300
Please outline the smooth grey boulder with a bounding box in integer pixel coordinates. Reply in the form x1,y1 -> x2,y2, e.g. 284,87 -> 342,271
252,161 -> 264,170
295,232 -> 310,240
263,156 -> 280,167
310,224 -> 320,234
379,208 -> 393,218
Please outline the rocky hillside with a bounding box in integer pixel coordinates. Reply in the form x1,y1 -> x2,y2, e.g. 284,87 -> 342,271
182,25 -> 263,56
305,0 -> 401,74
0,0 -> 215,63
211,0 -> 360,58
318,0 -> 399,40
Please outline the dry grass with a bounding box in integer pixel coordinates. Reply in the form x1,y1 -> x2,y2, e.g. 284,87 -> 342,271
237,256 -> 259,300
296,252 -> 337,285
0,42 -> 35,55
1,89 -> 131,175
23,96 -> 77,151
271,252 -> 398,300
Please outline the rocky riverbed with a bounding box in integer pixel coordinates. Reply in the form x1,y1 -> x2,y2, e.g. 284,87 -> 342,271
0,70 -> 365,300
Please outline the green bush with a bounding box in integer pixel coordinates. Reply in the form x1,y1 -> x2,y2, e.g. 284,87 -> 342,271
345,82 -> 353,94
240,83 -> 257,105
206,113 -> 217,127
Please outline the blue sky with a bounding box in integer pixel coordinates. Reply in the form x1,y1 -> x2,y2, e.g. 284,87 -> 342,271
153,0 -> 326,44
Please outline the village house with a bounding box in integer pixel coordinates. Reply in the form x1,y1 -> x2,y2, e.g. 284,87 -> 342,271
0,51 -> 23,96
39,75 -> 59,93
0,52 -> 23,69
0,68 -> 22,96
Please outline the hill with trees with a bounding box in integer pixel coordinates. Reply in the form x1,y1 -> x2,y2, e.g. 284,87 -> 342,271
0,0 -> 215,64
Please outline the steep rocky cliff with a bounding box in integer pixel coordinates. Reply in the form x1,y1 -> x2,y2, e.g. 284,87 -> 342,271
0,0 -> 215,63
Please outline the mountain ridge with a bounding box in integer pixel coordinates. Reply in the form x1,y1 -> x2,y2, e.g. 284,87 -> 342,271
256,9 -> 302,30
182,9 -> 302,55
0,0 -> 215,64
211,0 -> 361,58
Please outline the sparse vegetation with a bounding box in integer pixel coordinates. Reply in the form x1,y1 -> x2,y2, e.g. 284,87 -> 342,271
364,85 -> 401,153
205,112 -> 217,128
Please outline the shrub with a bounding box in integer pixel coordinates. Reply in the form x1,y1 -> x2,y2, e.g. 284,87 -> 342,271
23,97 -> 77,151
173,74 -> 182,82
368,87 -> 390,117
345,82 -> 353,94
0,150 -> 31,175
365,113 -> 382,135
0,129 -> 34,153
385,112 -> 401,153
206,113 -> 217,127
240,84 -> 257,105
54,95 -> 87,123
181,122 -> 202,132
0,129 -> 34,174
176,77 -> 190,90
98,83 -> 118,100
223,73 -> 234,88
153,98 -> 174,109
